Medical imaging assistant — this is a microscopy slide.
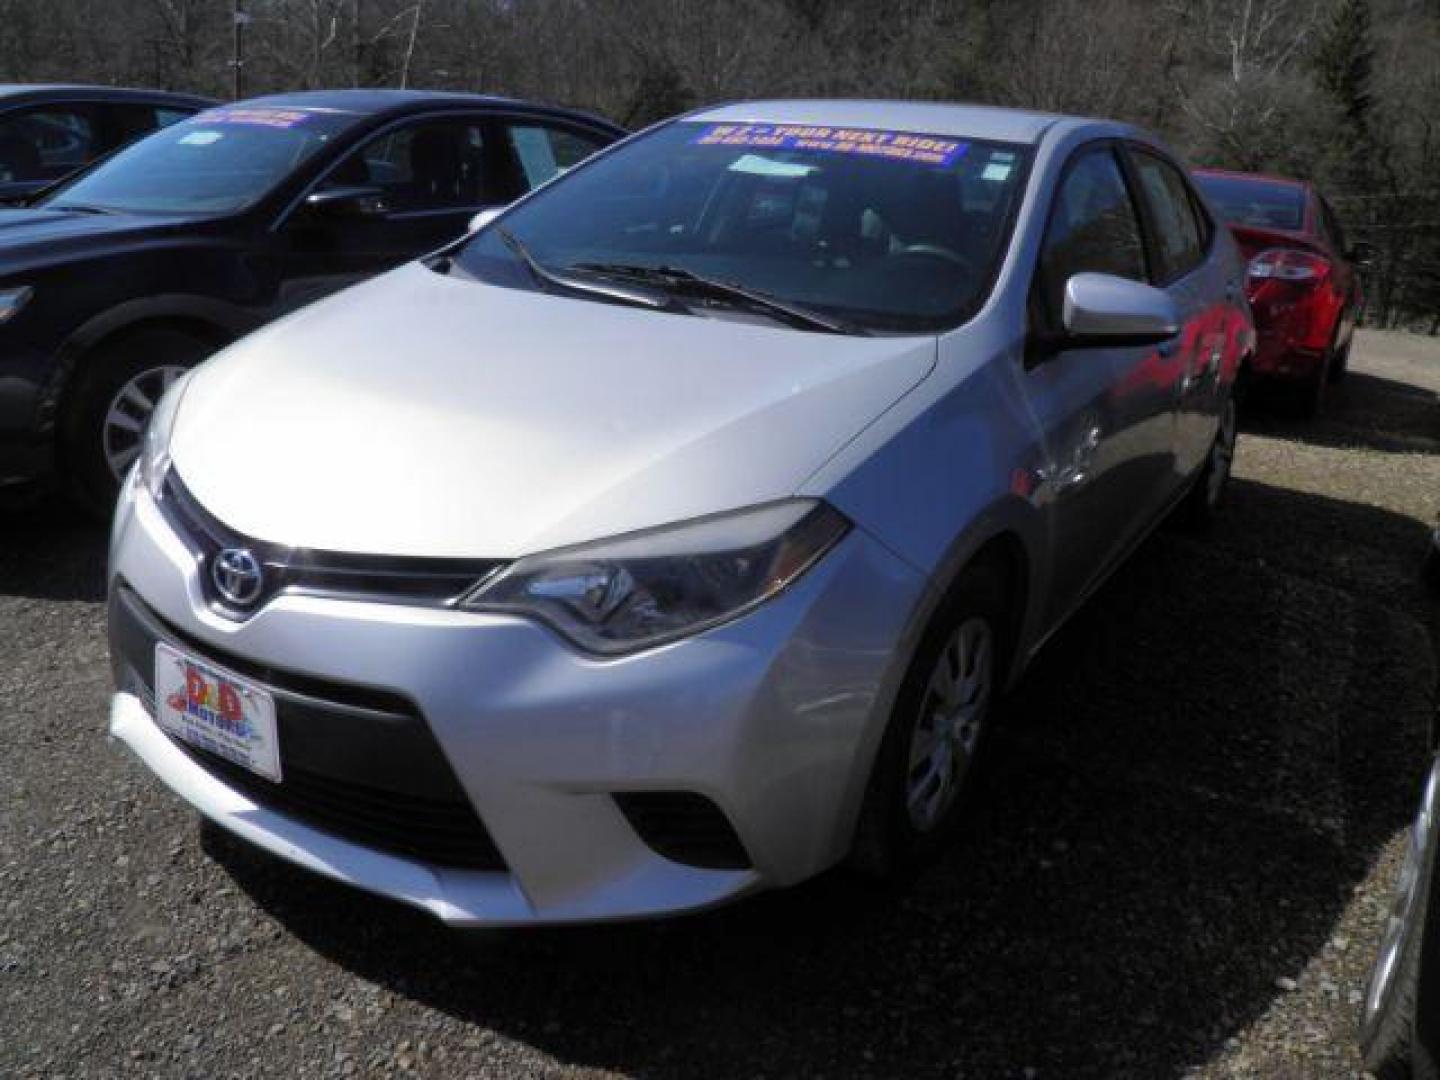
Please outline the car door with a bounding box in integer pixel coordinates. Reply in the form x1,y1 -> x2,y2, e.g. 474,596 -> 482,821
0,103 -> 103,204
1026,144 -> 1179,624
1124,146 -> 1227,483
270,113 -> 513,313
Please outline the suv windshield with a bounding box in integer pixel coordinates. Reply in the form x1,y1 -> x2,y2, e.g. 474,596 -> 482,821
1193,173 -> 1306,231
42,106 -> 354,215
454,120 -> 1031,333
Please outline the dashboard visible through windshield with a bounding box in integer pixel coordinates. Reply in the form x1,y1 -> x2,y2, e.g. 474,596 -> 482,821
454,120 -> 1032,334
43,106 -> 354,215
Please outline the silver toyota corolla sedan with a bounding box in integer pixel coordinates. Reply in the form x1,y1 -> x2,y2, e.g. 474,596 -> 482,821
107,100 -> 1253,926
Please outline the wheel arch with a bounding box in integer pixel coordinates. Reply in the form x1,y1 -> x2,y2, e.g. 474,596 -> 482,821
45,295 -> 249,445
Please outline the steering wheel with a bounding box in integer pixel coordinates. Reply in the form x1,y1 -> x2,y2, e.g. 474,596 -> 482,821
891,243 -> 979,278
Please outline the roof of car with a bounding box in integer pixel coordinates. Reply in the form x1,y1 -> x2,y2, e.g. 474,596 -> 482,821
687,99 -> 1078,145
231,88 -> 619,130
1192,166 -> 1309,191
0,84 -> 213,106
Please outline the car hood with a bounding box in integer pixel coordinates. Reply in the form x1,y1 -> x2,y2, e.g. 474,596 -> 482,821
170,262 -> 937,558
0,207 -> 194,273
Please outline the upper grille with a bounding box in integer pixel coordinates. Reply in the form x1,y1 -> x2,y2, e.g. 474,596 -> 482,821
156,470 -> 506,618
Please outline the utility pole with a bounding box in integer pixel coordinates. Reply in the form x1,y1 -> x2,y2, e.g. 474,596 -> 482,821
231,0 -> 249,101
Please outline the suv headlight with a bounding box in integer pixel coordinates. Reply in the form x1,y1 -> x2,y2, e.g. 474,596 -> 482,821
462,500 -> 850,655
137,372 -> 192,498
0,286 -> 32,325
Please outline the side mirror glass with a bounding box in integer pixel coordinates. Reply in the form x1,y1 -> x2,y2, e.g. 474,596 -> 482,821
302,186 -> 388,221
1061,272 -> 1179,347
468,206 -> 504,233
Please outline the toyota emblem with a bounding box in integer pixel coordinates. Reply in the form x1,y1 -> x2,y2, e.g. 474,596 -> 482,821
211,547 -> 264,607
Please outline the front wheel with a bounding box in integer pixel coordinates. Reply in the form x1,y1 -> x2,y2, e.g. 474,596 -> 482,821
849,562 -> 1008,877
62,329 -> 210,517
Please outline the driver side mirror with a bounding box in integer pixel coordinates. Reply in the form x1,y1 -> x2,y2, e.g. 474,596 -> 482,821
302,185 -> 389,221
1059,273 -> 1179,348
468,206 -> 505,233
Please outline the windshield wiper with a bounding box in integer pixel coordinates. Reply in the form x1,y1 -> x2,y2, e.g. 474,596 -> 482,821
494,227 -> 671,312
46,203 -> 114,215
569,262 -> 867,336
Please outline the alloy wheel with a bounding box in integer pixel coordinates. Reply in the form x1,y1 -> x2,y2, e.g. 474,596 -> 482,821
906,616 -> 994,833
101,364 -> 188,480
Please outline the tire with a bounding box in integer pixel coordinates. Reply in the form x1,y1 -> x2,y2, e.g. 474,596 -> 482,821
849,561 -> 1010,878
1361,754 -> 1440,1080
61,328 -> 211,517
1295,355 -> 1329,419
1329,335 -> 1351,384
1178,394 -> 1238,531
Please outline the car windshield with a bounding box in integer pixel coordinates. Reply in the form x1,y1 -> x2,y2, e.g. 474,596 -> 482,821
453,120 -> 1031,333
41,106 -> 355,215
1193,173 -> 1306,231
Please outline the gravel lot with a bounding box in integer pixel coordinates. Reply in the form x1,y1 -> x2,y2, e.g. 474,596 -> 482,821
3,329 -> 1438,1079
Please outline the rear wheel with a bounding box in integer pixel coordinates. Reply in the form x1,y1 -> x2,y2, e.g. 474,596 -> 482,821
62,328 -> 210,517
1361,754 -> 1440,1079
1179,394 -> 1237,530
850,562 -> 1008,877
1329,336 -> 1352,384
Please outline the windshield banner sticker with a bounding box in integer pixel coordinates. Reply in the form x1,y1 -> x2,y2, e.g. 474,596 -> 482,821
694,124 -> 967,167
204,107 -> 312,129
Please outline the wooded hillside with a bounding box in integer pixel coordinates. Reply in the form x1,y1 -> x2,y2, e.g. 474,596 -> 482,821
2,0 -> 1436,327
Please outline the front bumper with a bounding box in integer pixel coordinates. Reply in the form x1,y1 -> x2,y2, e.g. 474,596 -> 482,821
106,474 -> 926,925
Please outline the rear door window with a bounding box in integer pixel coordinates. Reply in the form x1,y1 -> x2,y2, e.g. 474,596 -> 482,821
1037,146 -> 1149,324
1129,150 -> 1206,282
502,122 -> 611,191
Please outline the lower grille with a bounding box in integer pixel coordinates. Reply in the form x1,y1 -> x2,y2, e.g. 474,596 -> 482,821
615,791 -> 751,870
169,738 -> 505,869
109,583 -> 506,872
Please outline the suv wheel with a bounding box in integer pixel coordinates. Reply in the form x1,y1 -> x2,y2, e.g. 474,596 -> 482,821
64,328 -> 209,516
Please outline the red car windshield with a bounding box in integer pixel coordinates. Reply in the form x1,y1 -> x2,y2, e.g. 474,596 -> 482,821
1194,173 -> 1306,231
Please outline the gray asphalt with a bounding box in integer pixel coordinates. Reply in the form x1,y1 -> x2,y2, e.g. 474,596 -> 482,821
2,330 -> 1438,1078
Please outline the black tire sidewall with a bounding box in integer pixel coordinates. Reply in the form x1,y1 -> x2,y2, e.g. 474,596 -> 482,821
62,329 -> 208,517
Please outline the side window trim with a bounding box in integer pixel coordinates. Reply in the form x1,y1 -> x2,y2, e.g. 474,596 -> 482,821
1122,143 -> 1209,287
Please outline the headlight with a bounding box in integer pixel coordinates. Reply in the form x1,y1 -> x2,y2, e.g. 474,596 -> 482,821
0,286 -> 32,324
462,500 -> 850,655
137,372 -> 192,499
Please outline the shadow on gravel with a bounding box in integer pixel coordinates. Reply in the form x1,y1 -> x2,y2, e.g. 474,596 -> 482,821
1243,370 -> 1440,456
204,476 -> 1440,1077
0,492 -> 106,603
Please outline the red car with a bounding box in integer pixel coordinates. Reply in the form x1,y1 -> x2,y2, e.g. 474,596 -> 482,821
1192,168 -> 1370,416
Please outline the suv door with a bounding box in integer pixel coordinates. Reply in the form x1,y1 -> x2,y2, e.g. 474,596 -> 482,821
1027,144 -> 1176,623
1124,146 -> 1228,481
0,103 -> 102,203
